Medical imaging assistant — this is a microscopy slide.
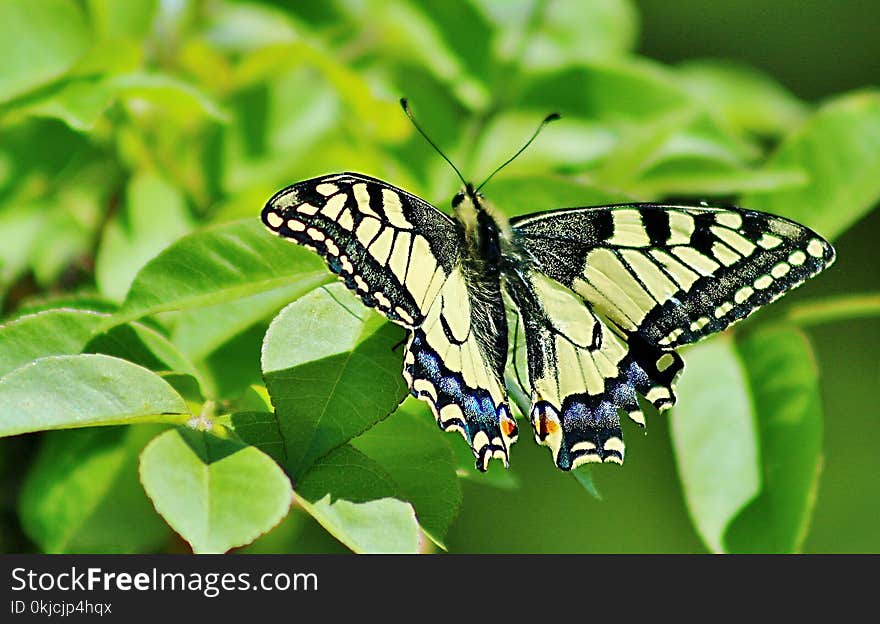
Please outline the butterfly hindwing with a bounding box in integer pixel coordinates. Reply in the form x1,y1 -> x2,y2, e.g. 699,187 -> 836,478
263,173 -> 516,469
506,269 -> 683,469
404,267 -> 518,469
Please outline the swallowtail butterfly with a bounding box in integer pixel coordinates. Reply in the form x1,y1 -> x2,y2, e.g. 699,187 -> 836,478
261,102 -> 835,472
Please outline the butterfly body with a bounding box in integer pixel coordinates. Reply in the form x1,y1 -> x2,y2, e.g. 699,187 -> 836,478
262,172 -> 835,471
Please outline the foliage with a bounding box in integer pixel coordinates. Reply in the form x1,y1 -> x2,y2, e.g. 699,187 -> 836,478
0,0 -> 878,554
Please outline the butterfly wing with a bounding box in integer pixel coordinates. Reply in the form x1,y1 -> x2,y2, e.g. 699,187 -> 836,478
263,173 -> 516,469
508,203 -> 835,469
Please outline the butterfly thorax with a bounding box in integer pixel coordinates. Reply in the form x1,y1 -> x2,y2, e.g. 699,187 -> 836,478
450,185 -> 511,377
452,184 -> 513,277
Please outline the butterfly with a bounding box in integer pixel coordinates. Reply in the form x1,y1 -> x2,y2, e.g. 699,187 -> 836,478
261,104 -> 835,472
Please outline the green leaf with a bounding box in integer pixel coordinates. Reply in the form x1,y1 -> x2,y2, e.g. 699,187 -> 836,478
0,308 -> 112,377
518,0 -> 639,68
330,0 -> 488,109
593,107 -> 702,188
139,428 -> 293,553
293,400 -> 462,549
724,327 -> 823,553
295,443 -> 399,504
172,283 -> 309,361
96,171 -> 194,302
261,283 -> 408,475
742,91 -> 880,240
9,70 -> 225,132
0,354 -> 189,437
348,398 -> 462,546
677,59 -> 807,137
230,410 -> 286,464
241,41 -> 409,141
87,0 -> 157,39
84,322 -> 205,392
520,59 -> 691,121
0,0 -> 89,103
471,115 -> 618,181
670,336 -> 760,553
572,466 -> 603,501
108,72 -> 228,122
294,493 -> 420,554
672,328 -> 825,553
633,163 -> 807,197
19,425 -> 170,553
487,175 -> 630,219
416,0 -> 495,85
118,219 -> 329,320
7,78 -> 118,132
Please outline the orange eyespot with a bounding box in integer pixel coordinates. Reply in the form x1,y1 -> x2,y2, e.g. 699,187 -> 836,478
501,418 -> 517,437
539,415 -> 559,437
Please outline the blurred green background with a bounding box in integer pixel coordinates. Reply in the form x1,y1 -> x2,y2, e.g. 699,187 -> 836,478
0,0 -> 878,553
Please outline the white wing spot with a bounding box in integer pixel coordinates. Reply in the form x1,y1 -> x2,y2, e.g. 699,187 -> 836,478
316,183 -> 339,196
754,275 -> 773,290
266,211 -> 283,228
734,286 -> 754,304
715,212 -> 743,229
771,262 -> 790,279
758,233 -> 783,249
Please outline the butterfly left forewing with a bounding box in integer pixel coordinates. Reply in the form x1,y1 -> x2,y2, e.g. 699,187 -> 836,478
263,172 -> 460,328
263,172 -> 517,469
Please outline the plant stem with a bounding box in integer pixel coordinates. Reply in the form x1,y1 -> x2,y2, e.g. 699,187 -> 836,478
785,292 -> 880,327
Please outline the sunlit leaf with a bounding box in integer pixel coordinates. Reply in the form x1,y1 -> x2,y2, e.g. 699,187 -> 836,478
0,308 -> 112,377
677,59 -> 808,137
0,0 -> 88,103
118,219 -> 329,320
0,354 -> 189,437
295,493 -> 420,554
520,59 -> 691,121
743,91 -> 880,240
724,327 -> 823,553
139,428 -> 293,553
87,0 -> 157,39
261,284 -> 408,476
670,336 -> 760,553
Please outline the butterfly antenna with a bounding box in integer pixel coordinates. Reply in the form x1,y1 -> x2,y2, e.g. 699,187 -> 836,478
400,98 -> 467,187
476,112 -> 561,192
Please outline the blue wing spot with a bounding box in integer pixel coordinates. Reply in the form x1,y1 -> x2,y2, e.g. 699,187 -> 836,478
405,329 -> 512,470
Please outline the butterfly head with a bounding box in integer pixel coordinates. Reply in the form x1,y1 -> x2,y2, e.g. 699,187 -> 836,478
452,183 -> 485,211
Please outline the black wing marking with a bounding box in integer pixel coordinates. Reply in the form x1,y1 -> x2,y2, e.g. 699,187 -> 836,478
262,173 -> 516,469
